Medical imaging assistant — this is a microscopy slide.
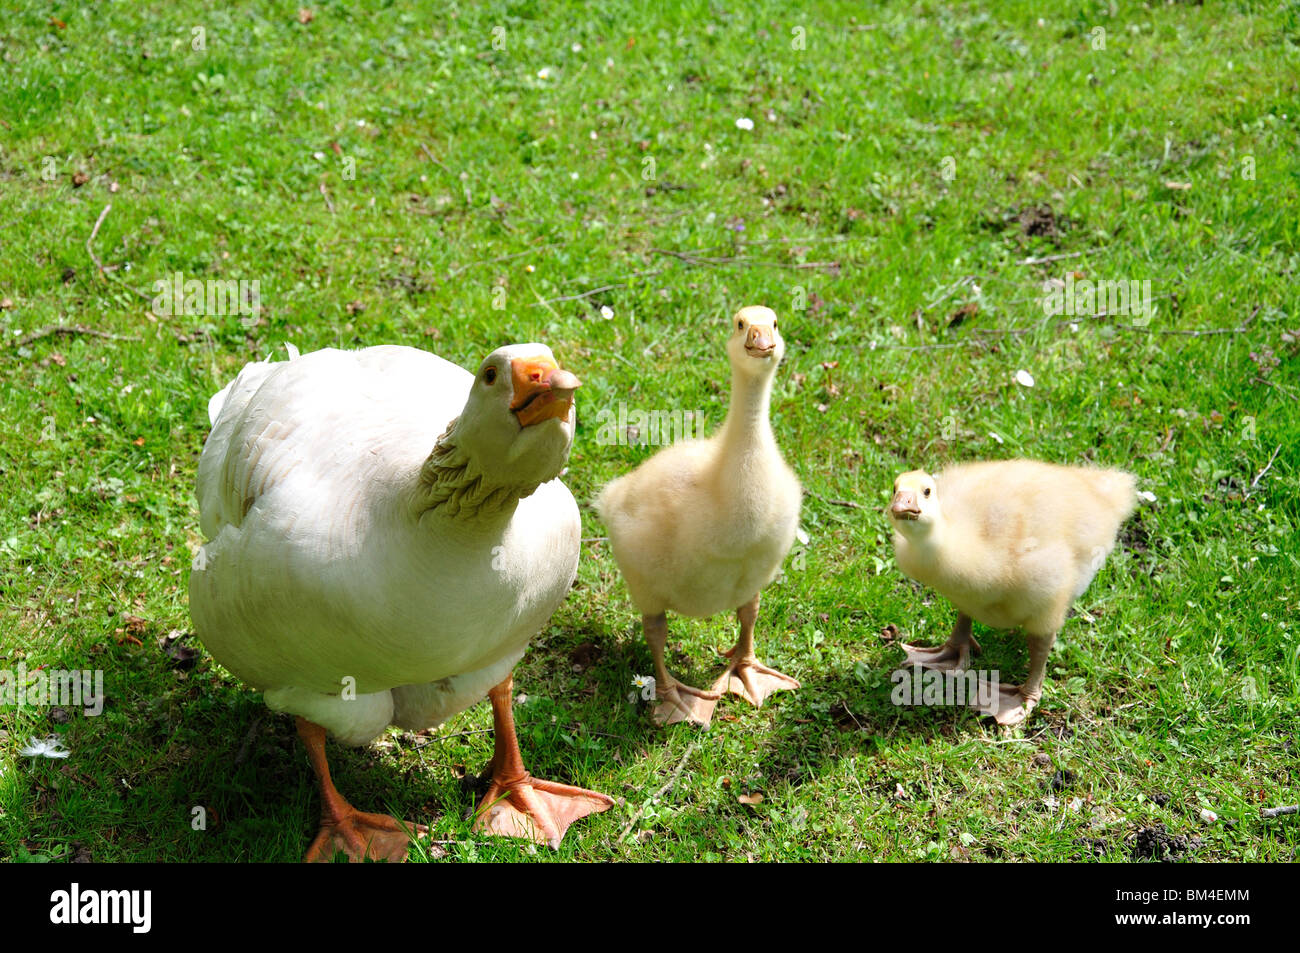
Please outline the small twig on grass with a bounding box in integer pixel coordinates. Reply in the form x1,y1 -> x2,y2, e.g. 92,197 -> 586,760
8,325 -> 141,348
421,144 -> 471,204
1261,804 -> 1298,819
319,182 -> 335,214
531,270 -> 664,307
447,242 -> 564,278
233,716 -> 262,767
1251,376 -> 1300,397
1248,445 -> 1283,493
86,203 -> 113,273
85,203 -> 152,301
619,736 -> 702,843
1014,249 -> 1103,266
918,274 -> 977,314
649,247 -> 840,271
419,143 -> 454,178
806,489 -> 863,510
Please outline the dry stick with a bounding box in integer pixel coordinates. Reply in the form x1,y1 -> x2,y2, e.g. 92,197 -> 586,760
919,274 -> 975,314
649,247 -> 840,271
447,243 -> 563,278
85,203 -> 152,301
318,182 -> 335,214
619,736 -> 702,843
86,202 -> 113,272
9,325 -> 141,348
233,716 -> 262,768
421,143 -> 471,204
418,143 -> 454,178
1250,445 -> 1283,491
1261,804 -> 1299,819
531,269 -> 666,307
806,489 -> 863,510
1013,249 -> 1101,266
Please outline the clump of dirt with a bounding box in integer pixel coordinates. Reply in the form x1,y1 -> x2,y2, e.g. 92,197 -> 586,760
1045,769 -> 1076,793
1150,791 -> 1171,806
1131,824 -> 1203,861
1119,511 -> 1153,555
1074,836 -> 1108,858
568,641 -> 601,672
1018,203 -> 1063,239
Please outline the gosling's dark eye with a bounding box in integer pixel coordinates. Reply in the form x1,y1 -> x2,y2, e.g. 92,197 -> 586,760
773,320 -> 778,329
484,367 -> 497,385
737,320 -> 745,329
923,488 -> 931,497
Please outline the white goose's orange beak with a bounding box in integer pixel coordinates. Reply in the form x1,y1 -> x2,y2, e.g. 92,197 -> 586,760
510,356 -> 580,427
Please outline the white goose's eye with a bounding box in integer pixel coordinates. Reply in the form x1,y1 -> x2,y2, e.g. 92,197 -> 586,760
484,366 -> 498,385
923,487 -> 931,498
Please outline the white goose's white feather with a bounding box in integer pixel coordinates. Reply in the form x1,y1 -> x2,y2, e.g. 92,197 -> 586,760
190,344 -> 580,746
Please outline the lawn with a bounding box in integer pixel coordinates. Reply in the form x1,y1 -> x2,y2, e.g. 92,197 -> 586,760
0,0 -> 1297,862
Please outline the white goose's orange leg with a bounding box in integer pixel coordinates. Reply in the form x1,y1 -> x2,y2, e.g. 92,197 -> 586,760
296,717 -> 426,863
714,593 -> 800,706
472,674 -> 614,848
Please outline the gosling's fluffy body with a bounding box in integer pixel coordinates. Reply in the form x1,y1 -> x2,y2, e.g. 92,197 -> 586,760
596,438 -> 801,619
892,460 -> 1137,636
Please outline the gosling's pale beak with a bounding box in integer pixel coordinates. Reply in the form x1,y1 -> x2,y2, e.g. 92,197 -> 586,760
890,490 -> 921,521
510,357 -> 581,427
745,324 -> 775,357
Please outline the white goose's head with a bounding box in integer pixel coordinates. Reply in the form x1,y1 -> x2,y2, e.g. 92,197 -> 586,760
726,305 -> 785,377
422,344 -> 580,515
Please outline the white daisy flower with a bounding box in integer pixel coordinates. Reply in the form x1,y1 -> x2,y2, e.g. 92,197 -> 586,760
1015,369 -> 1035,388
600,305 -> 614,320
735,117 -> 755,131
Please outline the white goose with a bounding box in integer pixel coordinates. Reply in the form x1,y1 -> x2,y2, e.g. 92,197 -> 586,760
190,343 -> 612,861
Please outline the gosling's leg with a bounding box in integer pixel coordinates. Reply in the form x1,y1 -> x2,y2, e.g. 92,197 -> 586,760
974,631 -> 1056,726
643,613 -> 721,727
900,613 -> 982,672
714,593 -> 801,707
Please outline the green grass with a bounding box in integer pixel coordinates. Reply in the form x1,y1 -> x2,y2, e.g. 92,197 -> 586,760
1,0 -> 1297,862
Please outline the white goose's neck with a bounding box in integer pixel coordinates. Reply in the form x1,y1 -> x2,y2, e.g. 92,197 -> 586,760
718,363 -> 777,460
410,417 -> 537,527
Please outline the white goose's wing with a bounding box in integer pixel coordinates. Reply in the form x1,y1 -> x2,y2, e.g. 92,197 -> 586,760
196,345 -> 470,541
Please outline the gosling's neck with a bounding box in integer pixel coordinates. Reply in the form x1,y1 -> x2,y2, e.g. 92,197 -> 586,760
718,362 -> 778,461
895,514 -> 948,560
